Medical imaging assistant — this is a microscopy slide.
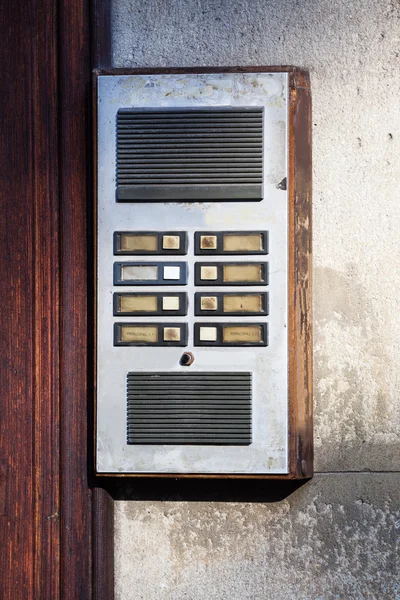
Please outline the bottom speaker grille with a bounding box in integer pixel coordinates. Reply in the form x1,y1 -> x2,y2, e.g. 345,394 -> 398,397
127,372 -> 252,445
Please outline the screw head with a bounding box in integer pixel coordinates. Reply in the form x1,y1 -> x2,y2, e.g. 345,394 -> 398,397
180,352 -> 194,366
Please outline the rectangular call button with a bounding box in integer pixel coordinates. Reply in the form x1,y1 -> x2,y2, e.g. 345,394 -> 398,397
114,262 -> 188,285
163,266 -> 180,280
194,323 -> 268,346
114,293 -> 188,316
114,323 -> 188,346
200,296 -> 218,311
162,235 -> 180,250
199,326 -> 218,341
162,296 -> 180,311
200,266 -> 218,280
195,262 -> 268,286
200,235 -> 217,250
195,292 -> 268,316
195,231 -> 268,255
163,327 -> 181,342
114,231 -> 187,255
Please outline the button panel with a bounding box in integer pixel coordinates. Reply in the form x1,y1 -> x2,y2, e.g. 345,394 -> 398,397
194,323 -> 268,347
114,231 -> 187,255
112,231 -> 270,348
195,262 -> 268,286
114,323 -> 188,346
195,231 -> 268,255
114,292 -> 188,316
195,292 -> 268,316
114,261 -> 188,285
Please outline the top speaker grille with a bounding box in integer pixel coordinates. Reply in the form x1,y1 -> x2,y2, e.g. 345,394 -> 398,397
117,107 -> 263,201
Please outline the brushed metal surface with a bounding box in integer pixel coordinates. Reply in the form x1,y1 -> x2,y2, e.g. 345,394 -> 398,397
96,72 -> 289,474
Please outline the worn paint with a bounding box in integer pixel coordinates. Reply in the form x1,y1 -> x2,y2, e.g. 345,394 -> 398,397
115,474 -> 400,600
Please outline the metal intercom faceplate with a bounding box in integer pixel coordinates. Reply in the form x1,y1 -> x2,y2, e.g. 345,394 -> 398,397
95,69 -> 313,477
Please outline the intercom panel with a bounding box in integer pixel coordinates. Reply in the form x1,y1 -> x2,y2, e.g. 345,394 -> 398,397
94,68 -> 312,477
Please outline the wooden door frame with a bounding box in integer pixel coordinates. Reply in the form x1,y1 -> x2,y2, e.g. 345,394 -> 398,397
0,0 -> 114,597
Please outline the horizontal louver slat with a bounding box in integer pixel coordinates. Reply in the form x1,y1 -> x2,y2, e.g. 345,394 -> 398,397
117,108 -> 263,201
127,372 -> 252,445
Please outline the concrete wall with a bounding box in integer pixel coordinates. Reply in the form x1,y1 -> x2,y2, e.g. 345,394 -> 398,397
110,1 -> 400,597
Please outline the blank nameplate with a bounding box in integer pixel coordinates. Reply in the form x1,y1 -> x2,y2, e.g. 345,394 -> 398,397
119,234 -> 158,252
121,265 -> 158,281
119,295 -> 158,313
114,293 -> 188,316
195,262 -> 268,286
223,264 -> 262,283
224,294 -> 263,313
114,262 -> 188,285
223,234 -> 263,252
115,323 -> 188,346
114,231 -> 187,255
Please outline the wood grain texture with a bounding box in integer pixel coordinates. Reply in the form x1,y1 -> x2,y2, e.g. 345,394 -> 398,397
32,0 -> 61,596
288,69 -> 313,479
59,0 -> 114,597
59,0 -> 93,595
92,0 -> 112,68
94,67 -> 313,480
0,0 -> 114,597
0,0 -> 58,597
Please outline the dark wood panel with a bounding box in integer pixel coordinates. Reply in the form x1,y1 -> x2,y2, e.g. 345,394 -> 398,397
97,65 -> 302,75
32,0 -> 61,596
0,0 -> 114,597
59,0 -> 114,597
0,1 -> 39,597
92,0 -> 112,68
58,0 -> 93,596
288,69 -> 313,479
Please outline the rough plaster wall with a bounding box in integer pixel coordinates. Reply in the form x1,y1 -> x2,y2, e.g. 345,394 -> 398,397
111,1 -> 400,598
114,475 -> 400,600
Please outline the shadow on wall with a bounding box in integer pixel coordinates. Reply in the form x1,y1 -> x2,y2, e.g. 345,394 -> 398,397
99,476 -> 309,503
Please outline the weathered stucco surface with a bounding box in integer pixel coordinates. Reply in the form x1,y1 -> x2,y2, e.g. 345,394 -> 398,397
111,1 -> 400,597
115,475 -> 400,600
